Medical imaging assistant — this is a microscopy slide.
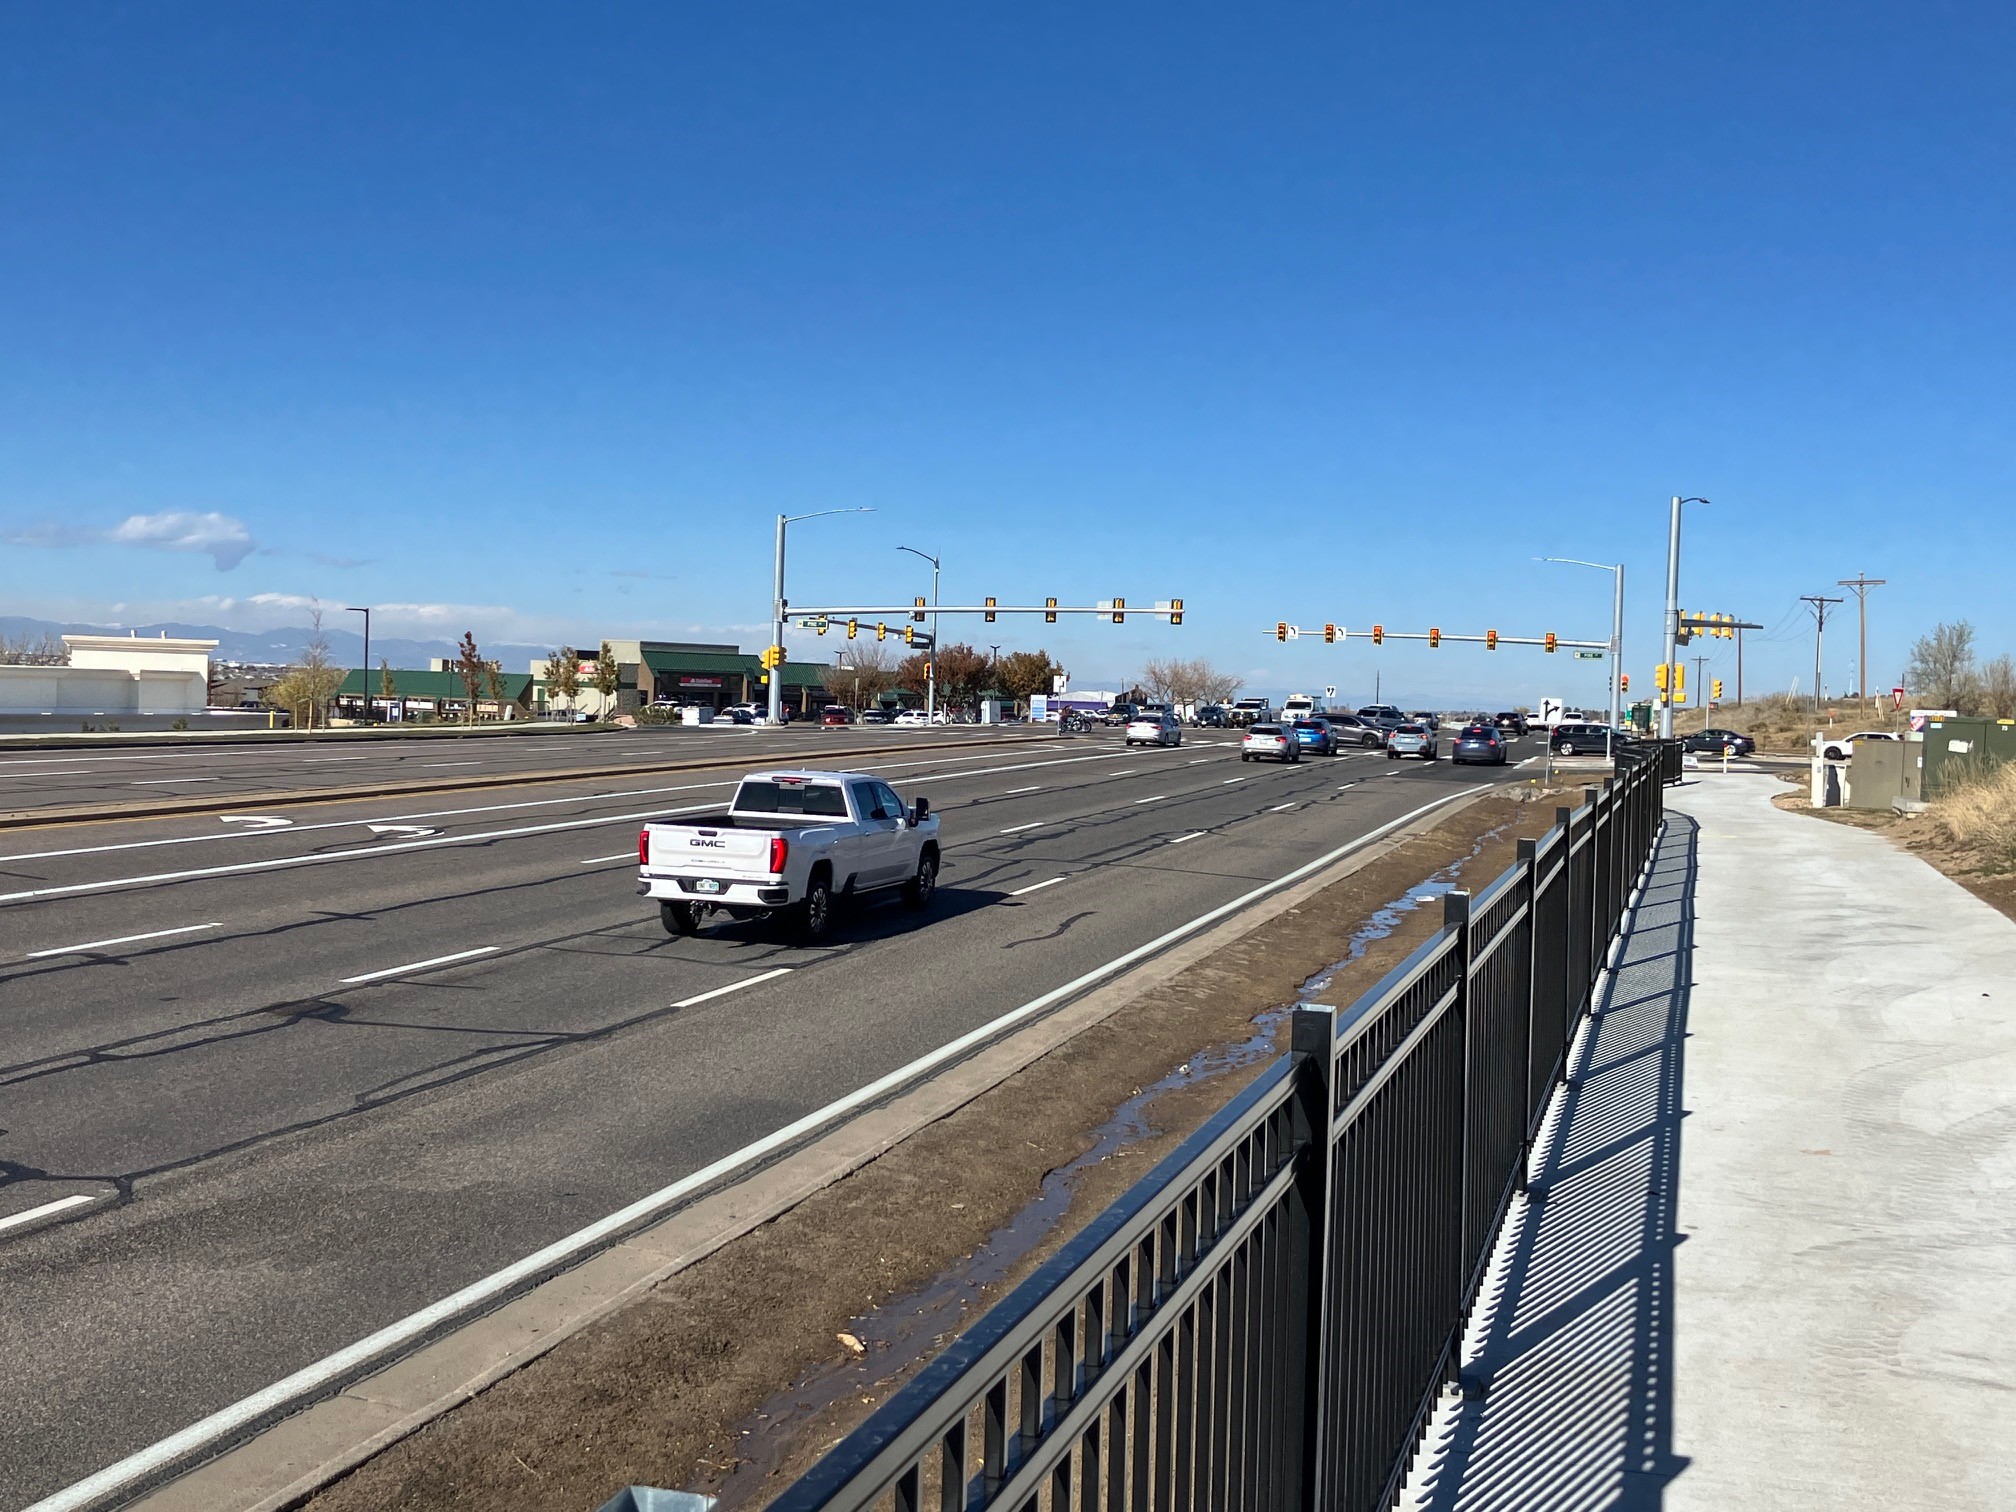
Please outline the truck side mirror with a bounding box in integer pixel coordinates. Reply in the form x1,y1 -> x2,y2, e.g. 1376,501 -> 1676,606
910,796 -> 930,826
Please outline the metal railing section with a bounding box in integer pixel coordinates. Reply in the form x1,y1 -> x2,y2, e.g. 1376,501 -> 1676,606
761,749 -> 1668,1512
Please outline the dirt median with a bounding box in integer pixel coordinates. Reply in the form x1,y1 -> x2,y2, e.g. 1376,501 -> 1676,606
301,786 -> 1576,1512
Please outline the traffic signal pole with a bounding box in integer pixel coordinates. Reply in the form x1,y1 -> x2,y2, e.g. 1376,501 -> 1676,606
769,515 -> 787,727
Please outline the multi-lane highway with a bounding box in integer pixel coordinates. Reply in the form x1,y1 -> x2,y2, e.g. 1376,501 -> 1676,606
0,725 -> 1017,815
0,726 -> 1541,1507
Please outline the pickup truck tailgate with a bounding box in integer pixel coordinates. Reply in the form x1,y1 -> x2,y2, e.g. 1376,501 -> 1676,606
646,824 -> 776,877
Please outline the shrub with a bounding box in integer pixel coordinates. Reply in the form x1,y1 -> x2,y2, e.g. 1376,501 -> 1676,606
1930,760 -> 2016,869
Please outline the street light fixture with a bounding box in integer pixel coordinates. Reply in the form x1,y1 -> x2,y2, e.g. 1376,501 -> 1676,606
1660,498 -> 1710,739
344,606 -> 371,724
1536,559 -> 1623,758
898,544 -> 941,722
769,508 -> 875,725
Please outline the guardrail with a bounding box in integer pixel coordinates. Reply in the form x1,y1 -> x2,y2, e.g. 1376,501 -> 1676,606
762,748 -> 1666,1512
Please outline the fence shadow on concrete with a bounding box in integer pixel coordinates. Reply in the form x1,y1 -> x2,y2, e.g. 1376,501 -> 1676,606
1403,812 -> 1699,1512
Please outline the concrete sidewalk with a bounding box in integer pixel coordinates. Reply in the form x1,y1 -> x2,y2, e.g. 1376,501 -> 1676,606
1401,774 -> 2016,1510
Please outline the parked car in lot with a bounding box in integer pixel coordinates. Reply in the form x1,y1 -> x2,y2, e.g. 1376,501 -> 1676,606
1240,723 -> 1301,763
1291,719 -> 1336,756
1682,727 -> 1755,756
820,705 -> 856,726
894,709 -> 932,727
639,770 -> 940,942
1819,729 -> 1898,762
1550,723 -> 1631,756
859,707 -> 892,725
1126,711 -> 1183,747
715,706 -> 754,724
1386,722 -> 1438,760
1323,712 -> 1386,748
1451,723 -> 1509,765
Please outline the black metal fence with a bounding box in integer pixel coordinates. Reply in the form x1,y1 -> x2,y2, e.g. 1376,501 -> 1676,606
765,749 -> 1668,1512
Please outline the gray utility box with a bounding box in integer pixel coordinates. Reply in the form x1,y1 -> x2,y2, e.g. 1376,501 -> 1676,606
1846,737 -> 1922,811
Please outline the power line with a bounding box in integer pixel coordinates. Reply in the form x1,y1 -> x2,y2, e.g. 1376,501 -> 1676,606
1837,573 -> 1888,707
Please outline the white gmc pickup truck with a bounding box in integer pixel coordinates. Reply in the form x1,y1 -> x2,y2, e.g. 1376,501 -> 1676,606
638,769 -> 941,942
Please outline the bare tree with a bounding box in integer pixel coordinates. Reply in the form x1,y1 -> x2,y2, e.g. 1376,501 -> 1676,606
0,631 -> 66,665
838,639 -> 902,706
454,631 -> 486,724
1139,656 -> 1242,706
1905,621 -> 1979,712
1980,653 -> 2016,719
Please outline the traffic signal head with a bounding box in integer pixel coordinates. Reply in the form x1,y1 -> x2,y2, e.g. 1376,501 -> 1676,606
912,596 -> 928,622
1486,628 -> 1499,650
1712,678 -> 1724,700
984,596 -> 997,624
1323,622 -> 1337,644
1544,631 -> 1557,653
1045,596 -> 1058,624
847,618 -> 858,639
1111,597 -> 1125,624
1620,672 -> 1630,693
1673,662 -> 1685,690
816,619 -> 828,636
1721,615 -> 1735,640
1276,621 -> 1289,642
1655,663 -> 1669,692
1677,612 -> 1693,645
1170,598 -> 1183,626
1371,623 -> 1384,646
876,621 -> 887,642
1428,627 -> 1440,648
904,625 -> 916,645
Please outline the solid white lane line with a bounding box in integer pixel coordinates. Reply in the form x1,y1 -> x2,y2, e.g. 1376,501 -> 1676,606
420,760 -> 481,768
1270,802 -> 1299,812
27,787 -> 1471,1512
671,967 -> 793,1009
999,821 -> 1045,834
131,777 -> 218,784
1168,832 -> 1206,844
1002,785 -> 1041,794
0,1194 -> 97,1235
1187,758 -> 1212,765
579,852 -> 640,865
1108,769 -> 1137,777
1222,777 -> 1245,784
1338,783 -> 1357,790
24,923 -> 221,959
340,947 -> 499,985
301,756 -> 371,764
1009,876 -> 1066,896
1133,794 -> 1167,804
8,768 -> 94,777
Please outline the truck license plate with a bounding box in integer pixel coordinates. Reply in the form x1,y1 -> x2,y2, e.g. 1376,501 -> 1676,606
692,878 -> 723,894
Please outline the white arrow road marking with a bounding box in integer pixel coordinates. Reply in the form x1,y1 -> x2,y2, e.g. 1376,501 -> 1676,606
219,815 -> 293,829
366,823 -> 441,838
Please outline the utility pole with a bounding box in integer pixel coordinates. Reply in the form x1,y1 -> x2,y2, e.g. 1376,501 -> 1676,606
1692,653 -> 1710,730
1800,594 -> 1845,712
1837,574 -> 1887,707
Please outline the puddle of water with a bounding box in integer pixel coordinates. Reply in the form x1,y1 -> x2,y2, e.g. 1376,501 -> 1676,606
696,818 -> 1516,1504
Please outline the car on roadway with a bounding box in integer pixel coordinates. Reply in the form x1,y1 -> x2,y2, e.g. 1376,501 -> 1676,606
1357,703 -> 1406,729
715,706 -> 754,724
1325,712 -> 1387,748
1550,723 -> 1631,756
819,705 -> 857,726
1386,722 -> 1438,760
1240,723 -> 1301,762
1682,727 -> 1755,756
1126,711 -> 1184,747
1280,694 -> 1319,724
1493,711 -> 1530,736
1291,718 -> 1337,756
639,770 -> 940,943
1103,702 -> 1139,727
1408,711 -> 1440,732
1820,729 -> 1898,762
1228,697 -> 1272,726
1451,723 -> 1509,765
859,708 -> 893,725
1191,704 -> 1230,728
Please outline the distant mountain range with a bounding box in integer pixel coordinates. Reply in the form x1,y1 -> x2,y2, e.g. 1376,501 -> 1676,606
0,615 -> 554,671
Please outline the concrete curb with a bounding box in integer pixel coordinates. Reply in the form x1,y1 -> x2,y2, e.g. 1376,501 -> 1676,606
0,723 -> 617,752
0,734 -> 1057,831
125,789 -> 1496,1512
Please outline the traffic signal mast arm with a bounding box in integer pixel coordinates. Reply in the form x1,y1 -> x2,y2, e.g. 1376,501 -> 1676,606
1272,624 -> 1608,650
792,600 -> 1185,619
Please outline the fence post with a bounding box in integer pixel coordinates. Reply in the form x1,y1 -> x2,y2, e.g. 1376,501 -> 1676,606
1445,888 -> 1474,1379
1289,1006 -> 1339,1512
1515,839 -> 1539,1192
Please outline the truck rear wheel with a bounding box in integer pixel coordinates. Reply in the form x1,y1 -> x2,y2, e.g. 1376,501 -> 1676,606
660,901 -> 700,935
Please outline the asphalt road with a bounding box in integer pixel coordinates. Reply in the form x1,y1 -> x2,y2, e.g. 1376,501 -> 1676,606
0,727 -> 1543,1507
0,724 -> 1039,814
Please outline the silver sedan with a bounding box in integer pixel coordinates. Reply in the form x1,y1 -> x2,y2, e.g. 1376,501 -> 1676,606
1385,723 -> 1439,761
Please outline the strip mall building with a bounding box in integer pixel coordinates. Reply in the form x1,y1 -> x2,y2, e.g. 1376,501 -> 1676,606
530,640 -> 832,718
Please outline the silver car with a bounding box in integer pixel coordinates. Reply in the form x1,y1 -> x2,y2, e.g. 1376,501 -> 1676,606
1386,722 -> 1438,761
1126,711 -> 1183,747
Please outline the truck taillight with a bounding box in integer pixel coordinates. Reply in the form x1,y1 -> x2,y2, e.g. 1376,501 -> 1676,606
638,829 -> 650,867
769,836 -> 788,875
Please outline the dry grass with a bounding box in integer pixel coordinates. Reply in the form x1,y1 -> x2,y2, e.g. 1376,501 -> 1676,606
1721,691 -> 1906,753
1929,760 -> 2016,871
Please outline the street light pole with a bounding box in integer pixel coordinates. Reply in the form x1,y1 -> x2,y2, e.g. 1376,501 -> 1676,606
1660,497 -> 1709,739
345,606 -> 371,724
898,545 -> 941,722
1537,558 -> 1623,759
769,508 -> 875,726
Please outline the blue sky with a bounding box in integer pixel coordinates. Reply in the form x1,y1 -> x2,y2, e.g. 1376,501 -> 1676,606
3,2 -> 2011,703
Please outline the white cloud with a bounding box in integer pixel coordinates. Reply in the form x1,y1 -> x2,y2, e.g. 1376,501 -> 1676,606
107,510 -> 257,570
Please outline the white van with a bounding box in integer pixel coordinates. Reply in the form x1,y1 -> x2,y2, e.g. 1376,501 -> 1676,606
1280,693 -> 1317,723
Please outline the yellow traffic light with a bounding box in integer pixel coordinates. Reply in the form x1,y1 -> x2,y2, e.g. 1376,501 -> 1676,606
984,596 -> 997,624
1655,663 -> 1669,692
1111,597 -> 1125,624
816,620 -> 828,636
1170,598 -> 1183,626
1544,631 -> 1557,653
1045,597 -> 1058,624
1673,663 -> 1685,691
1722,615 -> 1735,640
1276,621 -> 1289,642
1486,628 -> 1499,650
1323,622 -> 1337,644
904,625 -> 916,645
912,596 -> 928,622
1428,627 -> 1440,648
1712,678 -> 1724,700
876,622 -> 888,642
1371,624 -> 1384,646
847,618 -> 858,639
